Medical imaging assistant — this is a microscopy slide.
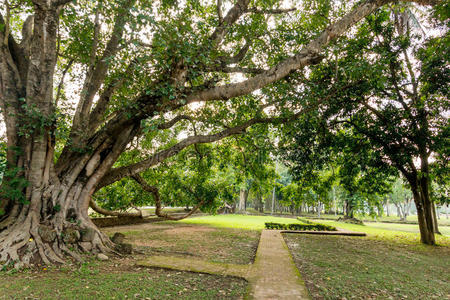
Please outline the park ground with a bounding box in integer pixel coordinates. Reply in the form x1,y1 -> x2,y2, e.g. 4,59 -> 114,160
0,214 -> 449,299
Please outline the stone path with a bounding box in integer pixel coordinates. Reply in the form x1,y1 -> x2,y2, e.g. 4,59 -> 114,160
138,229 -> 310,299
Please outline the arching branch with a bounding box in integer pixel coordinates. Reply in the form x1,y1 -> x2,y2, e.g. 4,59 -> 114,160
186,0 -> 440,104
217,0 -> 223,23
210,0 -> 250,46
244,7 -> 296,14
73,0 -> 437,152
131,174 -> 204,221
98,79 -> 359,189
89,198 -> 143,217
157,115 -> 193,130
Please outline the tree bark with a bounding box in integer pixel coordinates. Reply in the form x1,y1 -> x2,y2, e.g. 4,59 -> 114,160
239,188 -> 248,212
409,180 -> 435,245
431,201 -> 440,234
344,200 -> 354,218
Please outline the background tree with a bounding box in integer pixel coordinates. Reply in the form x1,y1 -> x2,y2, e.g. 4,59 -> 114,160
281,4 -> 448,244
389,178 -> 413,221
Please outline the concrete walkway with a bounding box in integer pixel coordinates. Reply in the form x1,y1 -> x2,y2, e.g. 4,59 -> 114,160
138,229 -> 310,299
248,230 -> 310,299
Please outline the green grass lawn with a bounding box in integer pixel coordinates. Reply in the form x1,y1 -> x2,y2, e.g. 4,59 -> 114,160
0,261 -> 247,299
302,213 -> 450,226
181,214 -> 303,230
310,218 -> 450,246
284,233 -> 450,300
364,221 -> 450,236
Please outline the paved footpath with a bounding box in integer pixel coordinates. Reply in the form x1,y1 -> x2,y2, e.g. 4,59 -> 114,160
138,229 -> 310,299
248,230 -> 310,299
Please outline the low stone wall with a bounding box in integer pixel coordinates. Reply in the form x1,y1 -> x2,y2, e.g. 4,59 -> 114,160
91,216 -> 160,228
91,212 -> 207,228
282,230 -> 366,236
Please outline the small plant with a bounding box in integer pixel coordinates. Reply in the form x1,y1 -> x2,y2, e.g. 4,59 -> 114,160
264,222 -> 337,231
297,217 -> 314,224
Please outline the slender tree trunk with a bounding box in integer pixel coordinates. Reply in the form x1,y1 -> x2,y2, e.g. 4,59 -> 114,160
239,188 -> 248,212
271,187 -> 275,215
344,200 -> 354,218
396,204 -> 402,218
409,179 -> 435,245
431,201 -> 440,234
386,198 -> 390,216
256,193 -> 263,213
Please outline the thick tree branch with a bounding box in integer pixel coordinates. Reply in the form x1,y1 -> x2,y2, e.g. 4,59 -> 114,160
71,0 -> 135,139
98,80 -> 361,189
52,0 -> 74,7
87,63 -> 135,134
187,0 -> 385,104
3,1 -> 11,46
157,115 -> 193,130
98,109 -> 318,189
244,7 -> 296,14
55,59 -> 74,105
217,0 -> 223,23
212,66 -> 265,74
0,13 -> 27,86
89,198 -> 142,217
132,174 -> 204,221
84,0 -> 437,154
187,0 -> 440,104
210,0 -> 250,46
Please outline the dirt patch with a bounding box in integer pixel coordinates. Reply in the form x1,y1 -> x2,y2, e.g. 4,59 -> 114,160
101,223 -> 174,233
132,240 -> 173,248
163,226 -> 217,234
101,221 -> 260,265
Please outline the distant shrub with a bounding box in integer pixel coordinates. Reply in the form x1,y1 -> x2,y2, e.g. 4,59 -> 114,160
337,217 -> 364,225
296,217 -> 314,224
264,222 -> 337,231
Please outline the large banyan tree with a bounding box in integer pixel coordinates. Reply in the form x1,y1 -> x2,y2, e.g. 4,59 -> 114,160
0,0 -> 440,267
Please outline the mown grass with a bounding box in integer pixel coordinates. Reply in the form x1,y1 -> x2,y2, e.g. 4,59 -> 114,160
364,221 -> 450,236
0,260 -> 247,299
181,214 -> 304,230
284,233 -> 450,300
301,213 -> 450,226
309,219 -> 450,247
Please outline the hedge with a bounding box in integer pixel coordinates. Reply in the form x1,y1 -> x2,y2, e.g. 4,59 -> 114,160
265,222 -> 337,231
296,217 -> 314,224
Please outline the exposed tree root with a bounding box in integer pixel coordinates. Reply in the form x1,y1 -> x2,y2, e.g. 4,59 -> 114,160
0,209 -> 114,269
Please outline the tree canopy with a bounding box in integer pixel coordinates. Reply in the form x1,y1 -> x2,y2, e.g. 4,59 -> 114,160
0,0 -> 444,268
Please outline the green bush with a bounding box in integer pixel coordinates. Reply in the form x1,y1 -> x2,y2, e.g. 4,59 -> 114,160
265,222 -> 337,231
297,217 -> 314,224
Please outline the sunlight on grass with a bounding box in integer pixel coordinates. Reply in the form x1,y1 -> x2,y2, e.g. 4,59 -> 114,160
313,219 -> 450,247
366,221 -> 450,236
181,214 -> 304,230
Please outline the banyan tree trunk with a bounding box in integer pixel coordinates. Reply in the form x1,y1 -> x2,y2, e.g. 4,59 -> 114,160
0,122 -> 136,268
